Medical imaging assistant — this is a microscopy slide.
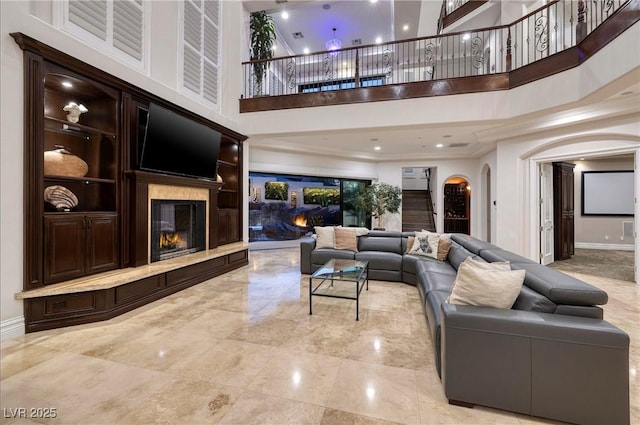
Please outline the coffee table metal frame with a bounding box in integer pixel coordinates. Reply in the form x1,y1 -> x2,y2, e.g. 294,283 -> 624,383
309,259 -> 369,320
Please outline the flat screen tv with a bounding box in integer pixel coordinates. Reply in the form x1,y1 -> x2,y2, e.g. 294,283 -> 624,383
140,103 -> 221,180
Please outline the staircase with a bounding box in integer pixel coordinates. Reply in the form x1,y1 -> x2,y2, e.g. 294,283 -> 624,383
402,190 -> 436,232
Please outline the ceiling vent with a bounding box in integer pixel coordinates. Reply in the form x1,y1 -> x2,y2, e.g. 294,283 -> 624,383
292,32 -> 304,39
449,143 -> 469,148
352,38 -> 362,46
275,0 -> 288,4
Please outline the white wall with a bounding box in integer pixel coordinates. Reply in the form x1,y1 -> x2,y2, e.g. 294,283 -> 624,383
0,1 -> 246,337
573,157 -> 635,247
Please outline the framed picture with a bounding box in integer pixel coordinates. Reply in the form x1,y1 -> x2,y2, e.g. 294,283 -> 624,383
303,187 -> 340,205
264,182 -> 289,200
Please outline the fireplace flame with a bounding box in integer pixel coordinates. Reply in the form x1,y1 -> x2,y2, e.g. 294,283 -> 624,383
292,214 -> 307,227
160,232 -> 184,250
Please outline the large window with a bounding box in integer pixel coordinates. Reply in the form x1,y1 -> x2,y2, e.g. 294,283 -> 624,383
182,0 -> 221,106
61,0 -> 147,69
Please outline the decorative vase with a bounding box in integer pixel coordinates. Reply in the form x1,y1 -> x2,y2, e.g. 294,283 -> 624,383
44,146 -> 88,177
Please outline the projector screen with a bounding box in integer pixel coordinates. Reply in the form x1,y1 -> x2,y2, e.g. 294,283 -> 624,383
581,171 -> 634,216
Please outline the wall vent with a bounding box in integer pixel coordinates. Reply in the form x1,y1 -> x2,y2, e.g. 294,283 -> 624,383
352,38 -> 362,46
449,143 -> 469,148
293,32 -> 304,39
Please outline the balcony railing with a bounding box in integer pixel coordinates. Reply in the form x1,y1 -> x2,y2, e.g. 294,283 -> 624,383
241,0 -> 630,102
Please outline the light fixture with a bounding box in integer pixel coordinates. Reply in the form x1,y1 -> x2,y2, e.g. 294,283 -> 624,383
374,146 -> 381,151
370,0 -> 378,3
325,28 -> 343,55
62,81 -> 73,88
303,47 -> 310,54
375,36 -> 382,44
436,143 -> 444,148
281,11 -> 289,20
271,45 -> 277,51
403,24 -> 409,31
462,33 -> 471,41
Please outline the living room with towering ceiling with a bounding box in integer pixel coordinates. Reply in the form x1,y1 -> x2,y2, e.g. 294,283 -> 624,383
0,0 -> 640,423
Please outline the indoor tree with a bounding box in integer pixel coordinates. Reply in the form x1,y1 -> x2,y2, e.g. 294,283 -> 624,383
354,182 -> 402,229
249,11 -> 276,95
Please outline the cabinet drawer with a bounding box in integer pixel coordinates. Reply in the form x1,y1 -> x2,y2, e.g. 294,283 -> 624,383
115,275 -> 165,305
44,292 -> 97,316
166,257 -> 226,287
228,250 -> 247,264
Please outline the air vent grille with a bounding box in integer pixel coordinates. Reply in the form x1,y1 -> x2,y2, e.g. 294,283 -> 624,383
293,32 -> 304,39
352,39 -> 362,46
275,0 -> 288,4
449,143 -> 469,148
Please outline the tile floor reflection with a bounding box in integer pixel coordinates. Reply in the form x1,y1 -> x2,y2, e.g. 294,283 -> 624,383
1,247 -> 638,424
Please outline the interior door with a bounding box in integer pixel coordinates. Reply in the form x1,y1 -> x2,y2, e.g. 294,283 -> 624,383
540,163 -> 554,265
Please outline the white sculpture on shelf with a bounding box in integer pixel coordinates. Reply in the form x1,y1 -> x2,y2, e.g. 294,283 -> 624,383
62,102 -> 88,123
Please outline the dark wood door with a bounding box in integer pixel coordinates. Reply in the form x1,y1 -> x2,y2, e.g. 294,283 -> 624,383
553,162 -> 575,261
227,210 -> 239,242
86,213 -> 119,274
44,215 -> 85,283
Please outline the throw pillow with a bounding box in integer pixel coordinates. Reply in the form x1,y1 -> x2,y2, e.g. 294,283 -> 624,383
334,227 -> 358,251
410,232 -> 440,258
405,236 -> 415,253
315,226 -> 336,249
352,227 -> 370,236
447,260 -> 525,309
462,256 -> 510,271
437,236 -> 452,261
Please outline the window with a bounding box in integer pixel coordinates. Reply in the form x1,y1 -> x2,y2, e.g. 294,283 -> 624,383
299,76 -> 384,93
61,0 -> 146,69
182,0 -> 221,106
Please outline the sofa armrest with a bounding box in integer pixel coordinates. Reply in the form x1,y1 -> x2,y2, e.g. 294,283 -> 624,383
441,303 -> 629,425
299,236 -> 316,274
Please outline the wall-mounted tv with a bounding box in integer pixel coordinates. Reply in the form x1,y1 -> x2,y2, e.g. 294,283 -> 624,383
581,170 -> 634,216
140,103 -> 221,180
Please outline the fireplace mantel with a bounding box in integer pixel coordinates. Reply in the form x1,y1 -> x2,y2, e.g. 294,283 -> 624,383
126,170 -> 222,267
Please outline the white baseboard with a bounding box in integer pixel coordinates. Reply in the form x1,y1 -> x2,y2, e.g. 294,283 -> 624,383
1,316 -> 25,341
575,242 -> 635,251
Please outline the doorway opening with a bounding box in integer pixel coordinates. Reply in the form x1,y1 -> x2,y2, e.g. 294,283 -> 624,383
444,176 -> 471,234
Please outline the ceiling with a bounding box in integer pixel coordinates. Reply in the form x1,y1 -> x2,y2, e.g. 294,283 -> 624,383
241,1 -> 640,161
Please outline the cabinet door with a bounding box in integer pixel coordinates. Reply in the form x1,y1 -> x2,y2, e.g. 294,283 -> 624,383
217,210 -> 230,245
86,213 -> 119,274
44,215 -> 85,283
227,210 -> 239,242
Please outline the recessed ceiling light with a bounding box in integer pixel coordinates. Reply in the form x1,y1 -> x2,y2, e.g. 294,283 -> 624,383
281,11 -> 289,19
375,36 -> 382,44
303,47 -> 310,54
436,143 -> 444,148
374,146 -> 381,151
462,33 -> 471,41
579,157 -> 585,160
62,81 -> 73,88
403,24 -> 409,31
370,0 -> 378,3
271,45 -> 277,51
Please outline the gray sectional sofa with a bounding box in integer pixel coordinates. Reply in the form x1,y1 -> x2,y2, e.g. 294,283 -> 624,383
300,230 -> 630,425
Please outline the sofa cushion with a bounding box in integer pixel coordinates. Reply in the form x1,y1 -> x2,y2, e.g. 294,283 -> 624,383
415,257 -> 457,277
447,242 -> 483,270
334,227 -> 358,251
447,260 -> 525,309
512,284 -> 558,313
355,251 -> 403,271
511,263 -> 608,306
358,234 -> 402,254
311,248 -> 355,265
450,233 -> 499,254
480,248 -> 536,265
424,290 -> 450,376
315,226 -> 336,248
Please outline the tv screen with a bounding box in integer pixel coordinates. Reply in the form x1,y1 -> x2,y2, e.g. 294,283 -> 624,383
140,103 -> 221,180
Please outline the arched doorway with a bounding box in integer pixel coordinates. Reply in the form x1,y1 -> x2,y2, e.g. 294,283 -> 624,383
443,176 -> 471,234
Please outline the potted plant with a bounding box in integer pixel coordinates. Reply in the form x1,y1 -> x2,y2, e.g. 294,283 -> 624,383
354,182 -> 402,230
250,11 -> 276,95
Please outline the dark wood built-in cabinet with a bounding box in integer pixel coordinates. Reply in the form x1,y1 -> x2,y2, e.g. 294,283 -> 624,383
12,32 -> 248,332
553,162 -> 576,261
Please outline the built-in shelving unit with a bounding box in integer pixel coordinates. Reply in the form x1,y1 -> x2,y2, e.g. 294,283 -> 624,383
12,32 -> 248,332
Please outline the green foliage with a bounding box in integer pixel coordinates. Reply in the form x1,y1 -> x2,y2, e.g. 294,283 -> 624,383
303,187 -> 340,206
250,11 -> 276,85
264,181 -> 288,200
354,182 -> 402,227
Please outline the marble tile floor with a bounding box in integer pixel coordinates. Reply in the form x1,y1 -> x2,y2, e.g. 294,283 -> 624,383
1,248 -> 638,425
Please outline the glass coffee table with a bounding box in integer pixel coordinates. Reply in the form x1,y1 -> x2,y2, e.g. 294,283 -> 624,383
309,259 -> 369,320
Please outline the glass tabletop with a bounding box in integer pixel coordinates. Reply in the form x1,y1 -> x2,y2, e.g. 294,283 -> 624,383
311,259 -> 368,280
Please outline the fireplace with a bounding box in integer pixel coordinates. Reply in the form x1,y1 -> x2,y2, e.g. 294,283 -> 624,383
150,200 -> 206,262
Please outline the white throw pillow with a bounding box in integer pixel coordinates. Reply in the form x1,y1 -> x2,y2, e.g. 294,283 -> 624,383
447,260 -> 525,309
410,232 -> 440,258
315,226 -> 336,249
462,256 -> 510,271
